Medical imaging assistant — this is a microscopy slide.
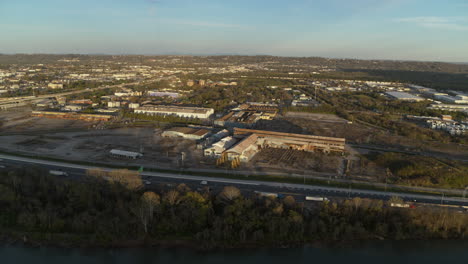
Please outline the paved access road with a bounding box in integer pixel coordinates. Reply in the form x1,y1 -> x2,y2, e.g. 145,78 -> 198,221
1,153 -> 467,209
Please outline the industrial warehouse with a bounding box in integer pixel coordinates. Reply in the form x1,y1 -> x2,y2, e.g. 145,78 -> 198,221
207,128 -> 346,163
162,127 -> 211,140
134,105 -> 214,119
214,103 -> 278,128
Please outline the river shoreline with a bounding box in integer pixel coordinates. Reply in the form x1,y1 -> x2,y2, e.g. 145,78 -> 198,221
2,231 -> 466,252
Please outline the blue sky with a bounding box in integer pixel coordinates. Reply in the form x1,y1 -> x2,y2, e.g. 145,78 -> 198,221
1,0 -> 468,61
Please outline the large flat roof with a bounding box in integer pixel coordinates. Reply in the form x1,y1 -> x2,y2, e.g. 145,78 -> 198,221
234,128 -> 345,143
386,91 -> 423,100
136,105 -> 213,114
166,127 -> 210,136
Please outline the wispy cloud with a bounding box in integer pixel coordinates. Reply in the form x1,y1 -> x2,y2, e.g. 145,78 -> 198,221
395,16 -> 468,31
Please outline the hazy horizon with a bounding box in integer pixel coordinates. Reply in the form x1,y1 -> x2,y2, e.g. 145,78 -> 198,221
2,52 -> 468,65
1,0 -> 468,62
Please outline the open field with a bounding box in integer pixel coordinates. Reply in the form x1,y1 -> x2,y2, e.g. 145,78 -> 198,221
0,127 -> 205,168
0,107 -> 92,133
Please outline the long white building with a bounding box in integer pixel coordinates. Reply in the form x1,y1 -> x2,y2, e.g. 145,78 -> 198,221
204,136 -> 238,158
386,91 -> 424,102
134,105 -> 214,119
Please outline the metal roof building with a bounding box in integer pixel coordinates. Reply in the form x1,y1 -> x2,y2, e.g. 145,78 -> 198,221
162,127 -> 211,140
134,105 -> 214,119
386,91 -> 424,102
109,149 -> 143,159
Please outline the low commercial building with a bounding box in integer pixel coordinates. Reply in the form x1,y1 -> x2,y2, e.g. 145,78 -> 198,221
429,104 -> 468,113
162,127 -> 210,140
63,104 -> 84,112
0,101 -> 28,110
69,99 -> 93,105
147,91 -> 180,98
109,149 -> 143,159
34,99 -> 54,108
214,103 -> 278,128
434,94 -> 468,104
204,136 -> 238,158
135,105 -> 214,119
108,101 -> 121,108
386,91 -> 424,102
225,128 -> 346,162
225,134 -> 259,162
48,82 -> 63,89
129,103 -> 140,109
203,129 -> 229,144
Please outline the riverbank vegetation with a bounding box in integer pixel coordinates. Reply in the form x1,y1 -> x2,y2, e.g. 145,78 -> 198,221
0,167 -> 467,249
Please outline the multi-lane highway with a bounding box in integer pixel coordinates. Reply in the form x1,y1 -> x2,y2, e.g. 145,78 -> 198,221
1,153 -> 467,209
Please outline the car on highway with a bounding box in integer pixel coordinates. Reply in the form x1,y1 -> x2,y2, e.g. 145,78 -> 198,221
200,180 -> 208,185
49,170 -> 68,177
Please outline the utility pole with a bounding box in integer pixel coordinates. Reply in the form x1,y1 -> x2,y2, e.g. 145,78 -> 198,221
180,152 -> 185,167
314,86 -> 317,101
385,175 -> 388,192
385,168 -> 391,192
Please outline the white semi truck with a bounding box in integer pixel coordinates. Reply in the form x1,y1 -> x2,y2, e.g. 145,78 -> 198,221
305,196 -> 329,202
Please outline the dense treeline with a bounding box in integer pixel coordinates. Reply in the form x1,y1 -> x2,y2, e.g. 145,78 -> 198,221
0,168 -> 467,248
181,79 -> 294,111
2,55 -> 468,74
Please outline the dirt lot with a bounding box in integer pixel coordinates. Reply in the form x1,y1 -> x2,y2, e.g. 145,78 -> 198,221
0,107 -> 91,133
251,148 -> 342,172
0,124 -> 205,169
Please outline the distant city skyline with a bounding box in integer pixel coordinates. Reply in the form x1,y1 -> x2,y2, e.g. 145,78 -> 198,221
1,0 -> 468,62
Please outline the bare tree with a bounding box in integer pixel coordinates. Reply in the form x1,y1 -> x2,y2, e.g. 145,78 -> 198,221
137,192 -> 161,233
176,183 -> 191,193
163,190 -> 180,206
388,196 -> 404,206
87,168 -> 143,190
86,168 -> 107,178
108,169 -> 143,190
141,191 -> 160,221
218,186 -> 241,202
351,197 -> 362,210
272,204 -> 284,215
283,195 -> 296,207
